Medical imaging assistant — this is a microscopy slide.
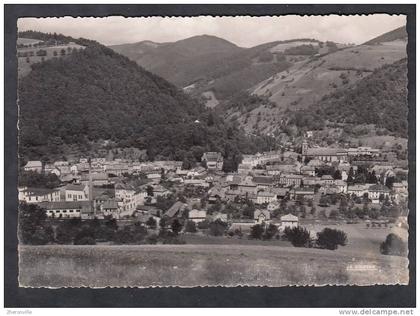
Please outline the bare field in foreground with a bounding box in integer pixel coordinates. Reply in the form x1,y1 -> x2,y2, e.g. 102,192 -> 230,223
19,243 -> 408,288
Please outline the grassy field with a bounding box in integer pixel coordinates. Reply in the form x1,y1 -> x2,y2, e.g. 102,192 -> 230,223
17,43 -> 84,77
19,238 -> 408,288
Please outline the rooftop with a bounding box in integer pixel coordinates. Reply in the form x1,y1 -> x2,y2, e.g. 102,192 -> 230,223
281,213 -> 298,221
24,161 -> 42,168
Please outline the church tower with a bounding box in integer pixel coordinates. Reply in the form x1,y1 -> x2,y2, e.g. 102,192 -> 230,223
302,140 -> 308,156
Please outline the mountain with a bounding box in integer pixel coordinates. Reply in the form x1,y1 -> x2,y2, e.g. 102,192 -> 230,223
363,26 -> 407,45
311,58 -> 408,138
110,35 -> 244,89
224,28 -> 407,135
111,37 -> 332,105
18,32 -> 271,167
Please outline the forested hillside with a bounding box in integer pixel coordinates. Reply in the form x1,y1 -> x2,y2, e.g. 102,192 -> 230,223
111,38 -> 325,103
18,34 -> 271,167
312,58 -> 408,137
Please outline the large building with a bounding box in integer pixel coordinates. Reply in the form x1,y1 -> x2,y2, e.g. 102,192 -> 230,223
19,187 -> 61,203
302,141 -> 348,163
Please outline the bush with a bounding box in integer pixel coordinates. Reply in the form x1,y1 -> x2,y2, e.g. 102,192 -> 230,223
74,236 -> 96,245
171,219 -> 183,235
74,225 -> 96,245
283,226 -> 311,247
209,219 -> 228,236
146,216 -> 157,229
132,223 -> 148,243
380,233 -> 407,257
263,223 -> 279,240
56,222 -> 76,244
316,228 -> 347,250
19,202 -> 54,245
197,219 -> 210,230
30,226 -> 54,245
113,226 -> 134,244
162,235 -> 186,244
250,224 -> 265,239
146,233 -> 159,244
185,220 -> 197,233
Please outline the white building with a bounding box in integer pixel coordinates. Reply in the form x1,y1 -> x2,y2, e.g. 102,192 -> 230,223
368,184 -> 391,204
23,161 -> 42,173
19,187 -> 61,203
256,191 -> 277,204
63,184 -> 89,201
279,213 -> 299,230
188,209 -> 207,223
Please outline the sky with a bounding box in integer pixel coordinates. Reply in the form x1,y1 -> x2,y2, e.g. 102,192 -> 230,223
18,15 -> 406,47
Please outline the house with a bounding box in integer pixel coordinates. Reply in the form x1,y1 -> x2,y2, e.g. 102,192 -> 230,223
136,205 -> 163,218
347,184 -> 370,197
100,199 -> 120,218
147,173 -> 162,182
152,185 -> 171,197
41,201 -> 92,219
187,167 -> 207,178
115,184 -> 146,214
266,162 -> 297,175
60,173 -> 81,184
237,163 -> 253,174
320,175 -> 335,185
175,168 -> 189,177
302,176 -> 321,186
201,152 -> 224,171
291,187 -> 315,200
252,176 -> 274,189
188,209 -> 207,223
19,187 -> 61,203
44,164 -> 61,176
207,186 -> 223,203
267,200 -> 281,211
237,177 -> 257,194
254,209 -> 271,224
279,213 -> 298,230
335,180 -> 348,194
278,173 -> 303,187
80,172 -> 110,187
347,146 -> 380,157
368,184 -> 391,204
307,159 -> 325,167
54,161 -> 69,167
393,182 -> 408,194
23,161 -> 42,173
63,184 -> 89,201
271,187 -> 289,199
256,191 -> 277,205
300,165 -> 316,177
104,163 -> 129,176
184,179 -> 210,187
164,201 -> 187,218
211,212 -> 228,222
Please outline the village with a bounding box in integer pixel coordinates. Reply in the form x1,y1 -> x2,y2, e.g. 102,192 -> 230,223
18,138 -> 409,248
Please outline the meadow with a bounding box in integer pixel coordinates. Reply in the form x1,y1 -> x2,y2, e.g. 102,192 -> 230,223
19,230 -> 408,288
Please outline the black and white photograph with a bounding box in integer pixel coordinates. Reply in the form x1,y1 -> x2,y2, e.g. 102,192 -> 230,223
3,3 -> 416,309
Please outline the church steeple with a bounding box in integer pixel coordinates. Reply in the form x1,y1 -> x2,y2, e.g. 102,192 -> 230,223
302,140 -> 308,155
